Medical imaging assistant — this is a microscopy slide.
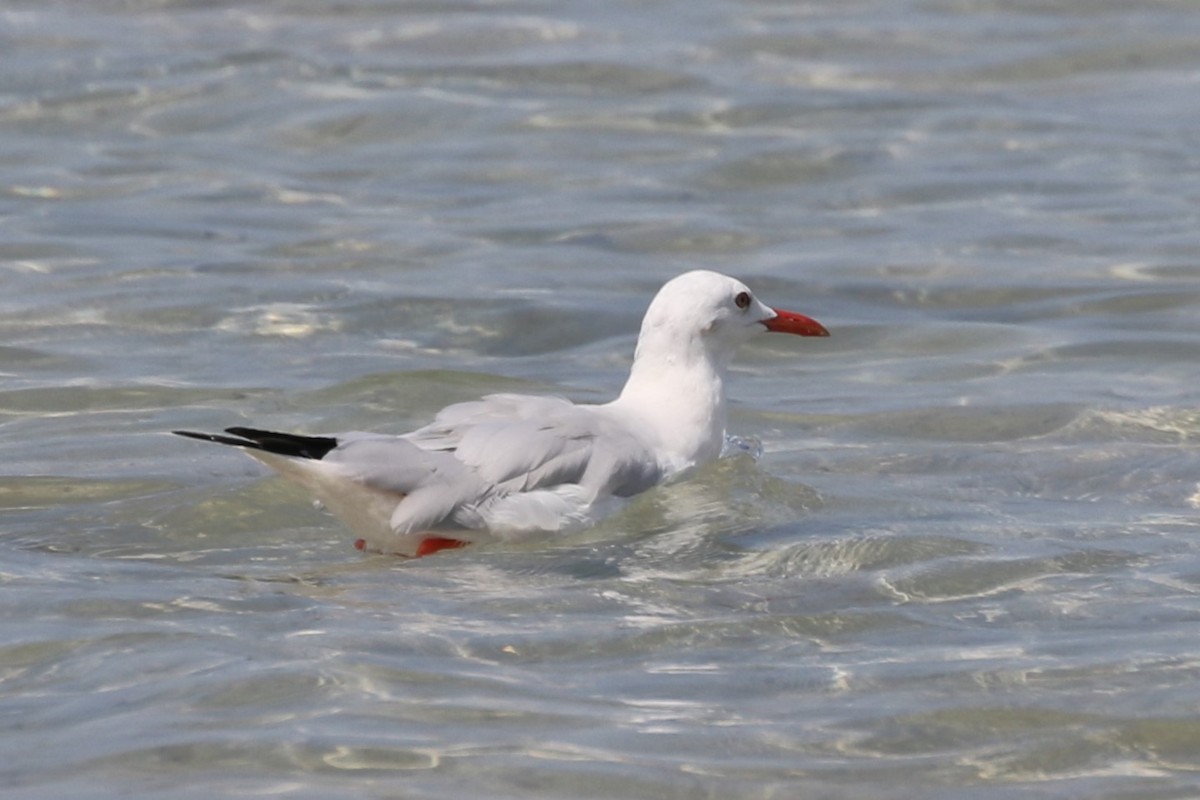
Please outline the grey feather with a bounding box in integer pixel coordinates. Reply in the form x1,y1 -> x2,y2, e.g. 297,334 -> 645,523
407,393 -> 664,497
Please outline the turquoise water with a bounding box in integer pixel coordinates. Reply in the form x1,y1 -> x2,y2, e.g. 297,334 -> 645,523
4,2 -> 1200,797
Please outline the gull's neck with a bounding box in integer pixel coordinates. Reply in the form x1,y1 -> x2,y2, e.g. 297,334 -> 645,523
607,331 -> 731,474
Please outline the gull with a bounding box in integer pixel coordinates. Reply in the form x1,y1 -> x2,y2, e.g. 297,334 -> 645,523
175,270 -> 828,556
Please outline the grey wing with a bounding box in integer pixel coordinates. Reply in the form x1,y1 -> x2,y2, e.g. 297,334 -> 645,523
320,435 -> 488,533
405,394 -> 576,451
318,395 -> 664,535
406,393 -> 665,497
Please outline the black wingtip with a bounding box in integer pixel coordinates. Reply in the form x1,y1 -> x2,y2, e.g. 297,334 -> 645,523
225,427 -> 339,460
173,429 -> 264,449
173,427 -> 339,460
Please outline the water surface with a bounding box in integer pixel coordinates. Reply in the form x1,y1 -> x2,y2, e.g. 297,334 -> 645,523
4,1 -> 1200,798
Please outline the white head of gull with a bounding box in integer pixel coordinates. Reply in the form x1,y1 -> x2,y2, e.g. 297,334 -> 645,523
176,270 -> 828,557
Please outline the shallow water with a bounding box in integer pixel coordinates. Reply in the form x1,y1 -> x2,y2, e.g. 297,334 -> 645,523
4,1 -> 1200,797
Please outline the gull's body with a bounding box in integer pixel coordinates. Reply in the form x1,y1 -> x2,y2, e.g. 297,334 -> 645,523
176,270 -> 828,556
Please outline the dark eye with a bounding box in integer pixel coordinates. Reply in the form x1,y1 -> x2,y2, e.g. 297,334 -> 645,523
734,291 -> 752,310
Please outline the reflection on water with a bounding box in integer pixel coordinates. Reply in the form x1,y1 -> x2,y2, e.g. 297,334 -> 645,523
3,0 -> 1200,797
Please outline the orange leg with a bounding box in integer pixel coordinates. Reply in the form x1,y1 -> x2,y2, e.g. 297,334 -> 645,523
415,536 -> 469,557
354,536 -> 469,557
